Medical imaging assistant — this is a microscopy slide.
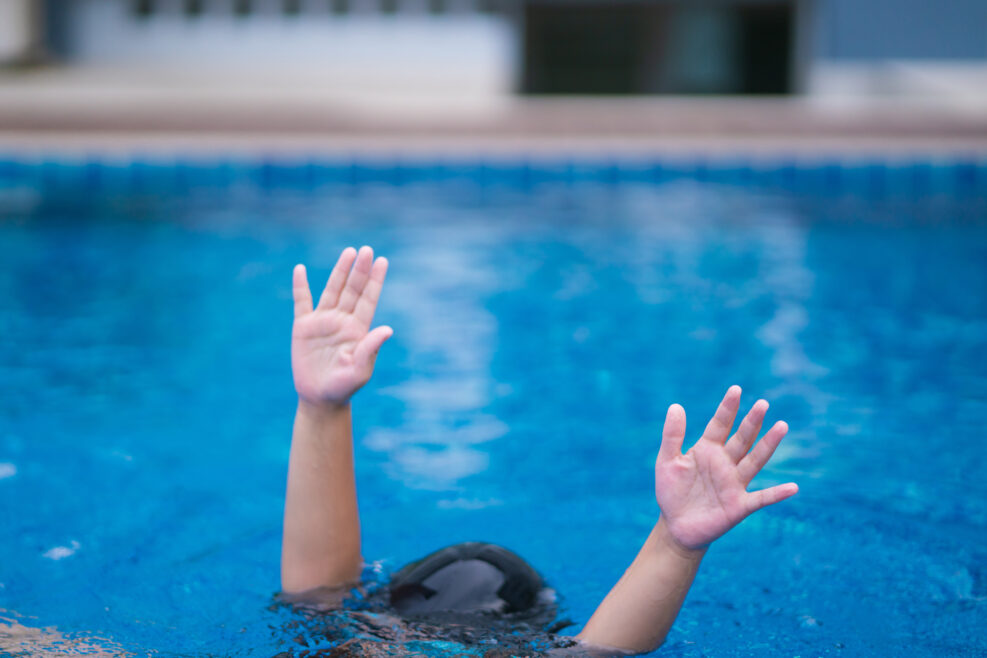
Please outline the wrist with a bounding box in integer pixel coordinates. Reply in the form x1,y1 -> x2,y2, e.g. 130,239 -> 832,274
652,518 -> 707,564
296,397 -> 351,421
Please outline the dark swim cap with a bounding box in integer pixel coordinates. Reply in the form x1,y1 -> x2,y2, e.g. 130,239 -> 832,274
388,542 -> 545,617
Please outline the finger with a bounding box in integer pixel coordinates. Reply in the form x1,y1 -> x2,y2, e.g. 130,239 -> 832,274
292,264 -> 313,318
354,325 -> 393,371
701,385 -> 742,445
745,482 -> 799,514
738,420 -> 789,484
658,404 -> 687,461
353,256 -> 388,326
724,399 -> 768,463
317,247 -> 358,310
337,246 -> 374,313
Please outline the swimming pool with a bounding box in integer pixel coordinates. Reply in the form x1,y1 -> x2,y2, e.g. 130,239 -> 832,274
1,155 -> 985,656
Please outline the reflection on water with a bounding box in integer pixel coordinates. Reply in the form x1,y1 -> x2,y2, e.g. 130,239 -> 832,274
1,176 -> 985,656
366,234 -> 505,489
0,609 -> 125,657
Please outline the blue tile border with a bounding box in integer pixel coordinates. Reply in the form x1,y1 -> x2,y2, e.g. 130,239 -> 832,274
1,153 -> 985,199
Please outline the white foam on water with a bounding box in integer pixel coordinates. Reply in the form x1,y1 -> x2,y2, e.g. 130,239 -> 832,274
42,540 -> 81,561
436,497 -> 503,510
0,463 -> 15,479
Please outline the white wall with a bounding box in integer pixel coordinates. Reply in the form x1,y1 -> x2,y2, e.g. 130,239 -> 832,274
0,0 -> 34,63
52,0 -> 518,94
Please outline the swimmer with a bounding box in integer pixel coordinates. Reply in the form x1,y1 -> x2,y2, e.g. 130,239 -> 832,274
281,246 -> 799,655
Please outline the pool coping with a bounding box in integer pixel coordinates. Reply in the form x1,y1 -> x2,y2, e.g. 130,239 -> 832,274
3,65 -> 986,154
2,132 -> 987,160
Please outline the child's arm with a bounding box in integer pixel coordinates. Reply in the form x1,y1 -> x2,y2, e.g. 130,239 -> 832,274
577,386 -> 798,654
281,246 -> 393,594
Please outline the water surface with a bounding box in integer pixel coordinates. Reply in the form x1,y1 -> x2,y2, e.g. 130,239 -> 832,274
1,165 -> 985,656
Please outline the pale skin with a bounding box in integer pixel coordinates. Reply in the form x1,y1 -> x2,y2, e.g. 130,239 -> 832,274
575,388 -> 798,653
281,245 -> 391,593
281,247 -> 799,654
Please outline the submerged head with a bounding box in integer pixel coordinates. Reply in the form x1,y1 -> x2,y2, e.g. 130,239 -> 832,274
388,542 -> 554,623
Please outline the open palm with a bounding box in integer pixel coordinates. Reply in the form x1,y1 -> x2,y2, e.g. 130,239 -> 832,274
655,386 -> 798,551
291,246 -> 393,408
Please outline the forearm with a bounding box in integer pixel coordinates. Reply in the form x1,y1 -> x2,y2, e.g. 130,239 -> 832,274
577,518 -> 705,654
280,400 -> 362,593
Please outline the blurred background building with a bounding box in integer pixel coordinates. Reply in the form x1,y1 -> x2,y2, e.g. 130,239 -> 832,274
2,0 -> 985,98
0,0 -> 985,138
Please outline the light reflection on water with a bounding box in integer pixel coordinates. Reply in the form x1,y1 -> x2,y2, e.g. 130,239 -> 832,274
0,176 -> 985,656
367,231 -> 506,490
366,182 -> 833,491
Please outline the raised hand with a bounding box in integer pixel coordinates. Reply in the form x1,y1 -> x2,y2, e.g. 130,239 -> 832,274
291,246 -> 393,409
654,386 -> 798,551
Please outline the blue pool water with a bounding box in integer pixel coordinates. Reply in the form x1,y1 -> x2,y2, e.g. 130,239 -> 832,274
1,157 -> 985,656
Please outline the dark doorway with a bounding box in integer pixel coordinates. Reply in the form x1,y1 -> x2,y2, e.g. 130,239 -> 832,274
522,1 -> 795,95
738,4 -> 793,94
522,4 -> 657,94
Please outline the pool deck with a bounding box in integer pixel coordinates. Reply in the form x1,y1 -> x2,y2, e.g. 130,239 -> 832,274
2,67 -> 987,157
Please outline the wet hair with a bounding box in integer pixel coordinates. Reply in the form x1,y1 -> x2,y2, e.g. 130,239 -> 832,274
389,542 -> 551,621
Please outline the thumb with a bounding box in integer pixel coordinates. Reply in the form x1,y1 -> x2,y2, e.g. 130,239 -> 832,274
354,325 -> 393,371
658,403 -> 687,461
